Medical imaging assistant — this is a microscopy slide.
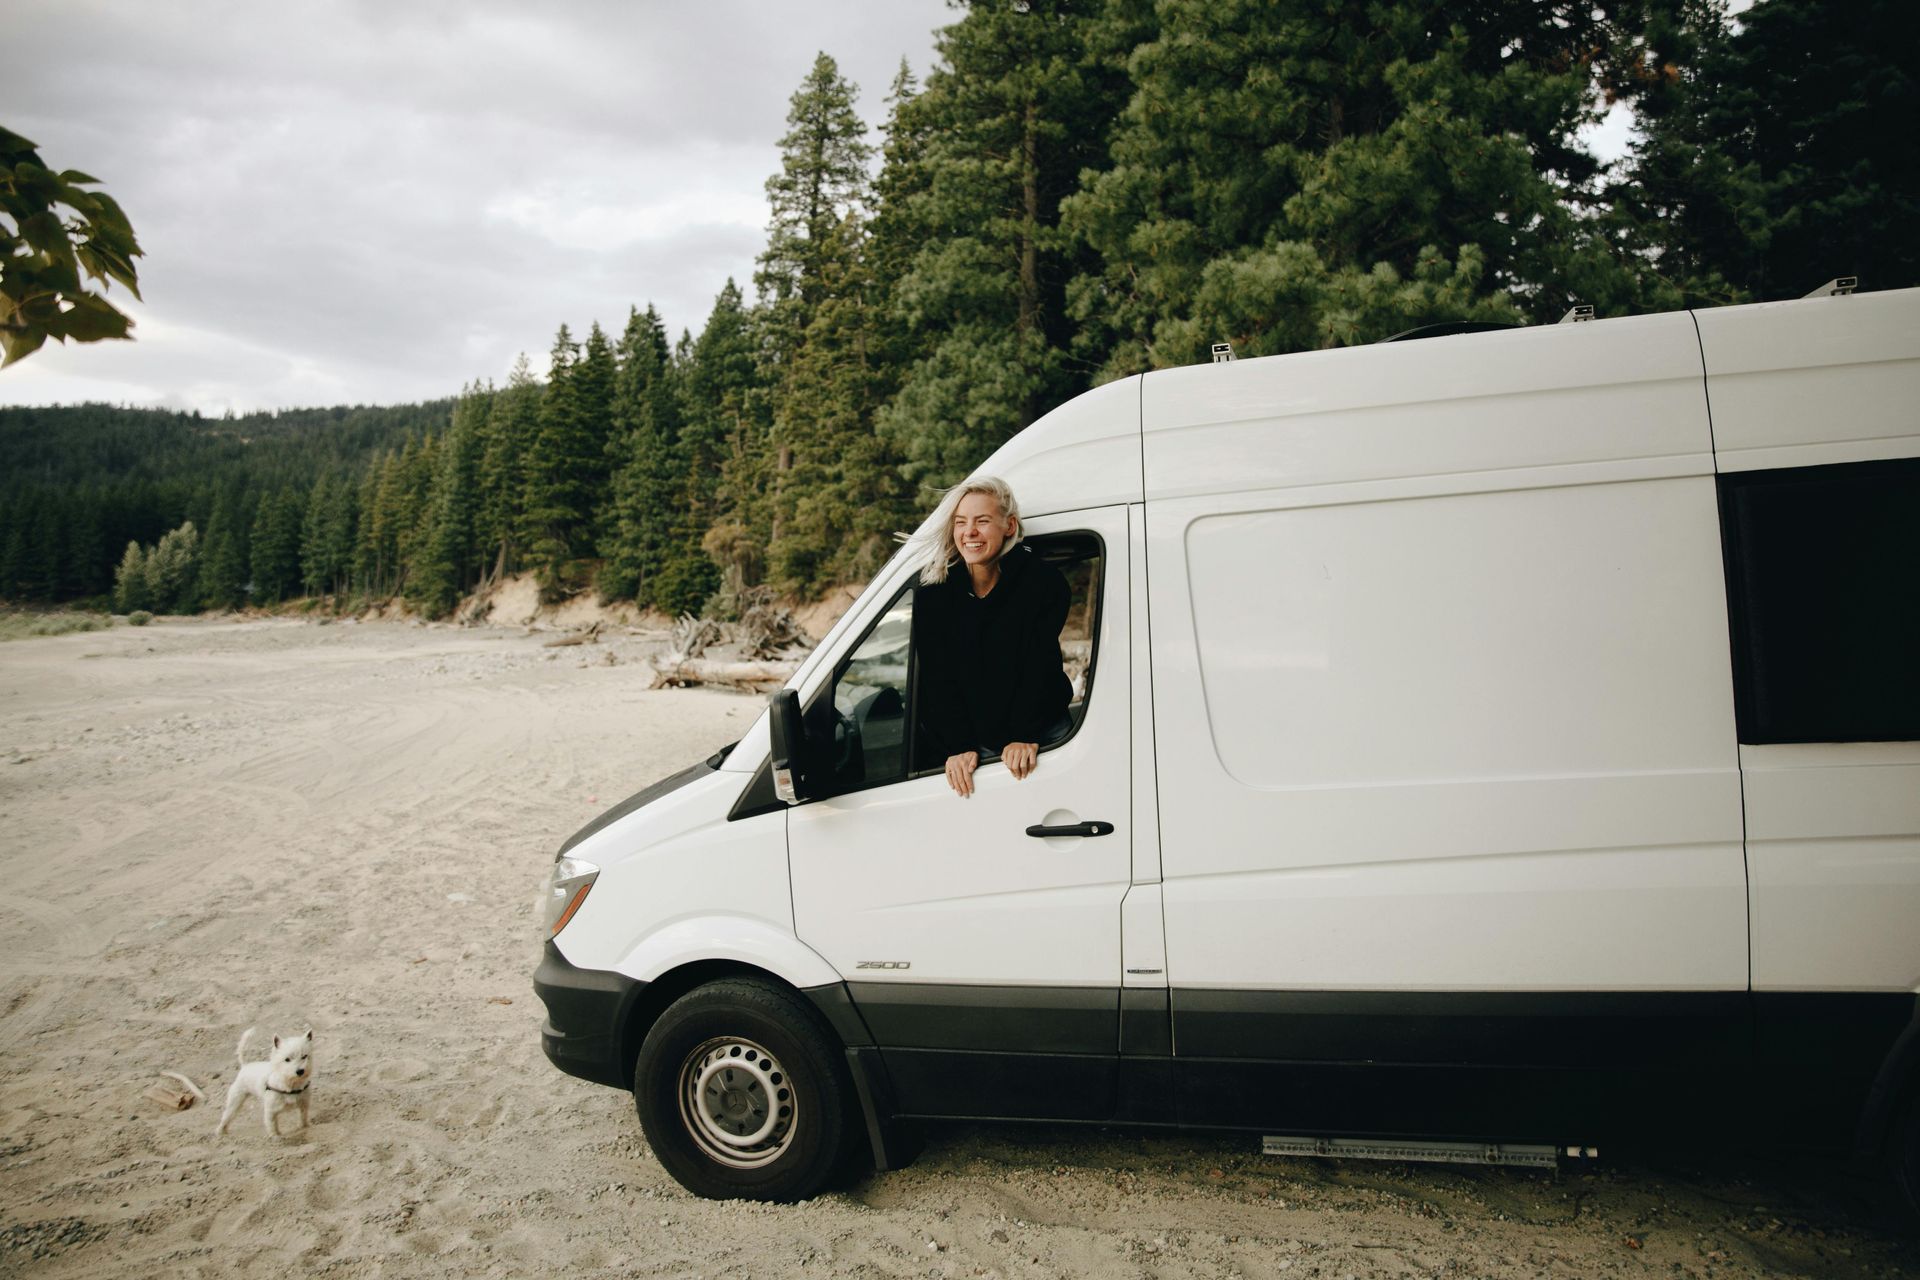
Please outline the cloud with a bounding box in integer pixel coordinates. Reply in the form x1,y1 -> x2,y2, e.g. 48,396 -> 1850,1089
1,0 -> 949,413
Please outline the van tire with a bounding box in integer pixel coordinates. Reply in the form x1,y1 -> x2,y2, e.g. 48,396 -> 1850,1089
1894,1086 -> 1920,1231
634,977 -> 856,1202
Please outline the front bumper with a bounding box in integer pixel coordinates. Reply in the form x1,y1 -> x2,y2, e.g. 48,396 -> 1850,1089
533,940 -> 644,1090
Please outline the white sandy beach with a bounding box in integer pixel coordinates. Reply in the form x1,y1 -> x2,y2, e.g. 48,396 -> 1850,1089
0,617 -> 1914,1278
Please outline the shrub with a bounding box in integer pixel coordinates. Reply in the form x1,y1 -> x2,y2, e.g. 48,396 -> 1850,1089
0,612 -> 109,641
34,614 -> 107,636
128,610 -> 153,627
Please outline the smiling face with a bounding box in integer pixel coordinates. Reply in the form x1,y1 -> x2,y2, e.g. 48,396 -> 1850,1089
953,491 -> 1015,570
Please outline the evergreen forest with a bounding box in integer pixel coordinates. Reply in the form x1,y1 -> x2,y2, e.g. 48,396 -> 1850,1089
4,0 -> 1914,617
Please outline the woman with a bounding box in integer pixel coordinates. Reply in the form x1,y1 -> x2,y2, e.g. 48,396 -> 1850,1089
912,477 -> 1072,799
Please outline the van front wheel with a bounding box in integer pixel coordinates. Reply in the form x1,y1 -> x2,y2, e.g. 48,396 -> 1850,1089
634,978 -> 856,1202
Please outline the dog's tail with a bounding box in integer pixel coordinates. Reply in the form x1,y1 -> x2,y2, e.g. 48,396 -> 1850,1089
236,1026 -> 259,1067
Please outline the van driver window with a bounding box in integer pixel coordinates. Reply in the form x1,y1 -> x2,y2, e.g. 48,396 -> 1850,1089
823,591 -> 913,787
809,530 -> 1103,799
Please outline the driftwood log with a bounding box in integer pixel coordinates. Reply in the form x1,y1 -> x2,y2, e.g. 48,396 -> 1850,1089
734,589 -> 807,660
542,621 -> 602,648
144,1083 -> 195,1110
670,613 -> 723,661
647,658 -> 797,694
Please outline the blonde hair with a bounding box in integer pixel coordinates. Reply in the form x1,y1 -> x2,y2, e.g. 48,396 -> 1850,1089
915,476 -> 1023,585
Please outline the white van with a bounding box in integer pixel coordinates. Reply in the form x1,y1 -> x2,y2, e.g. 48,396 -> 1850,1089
534,288 -> 1920,1209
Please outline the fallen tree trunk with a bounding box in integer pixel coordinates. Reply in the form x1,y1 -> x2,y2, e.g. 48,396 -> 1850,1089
647,657 -> 796,693
542,621 -> 602,648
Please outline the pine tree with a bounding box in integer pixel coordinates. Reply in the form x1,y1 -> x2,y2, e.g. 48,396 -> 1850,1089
767,212 -> 904,593
326,473 -> 358,596
757,53 -> 875,367
687,280 -> 773,609
144,521 -> 199,613
1614,0 -> 1920,302
522,325 -> 597,597
411,386 -> 490,617
574,322 -> 618,510
62,498 -> 104,600
756,53 -> 880,577
600,305 -> 688,607
113,540 -> 149,612
199,491 -> 248,610
300,473 -> 338,598
394,433 -> 438,594
15,493 -> 61,601
869,59 -> 932,305
363,450 -> 408,599
878,0 -> 1132,489
351,458 -> 386,596
478,355 -> 539,582
0,493 -> 27,599
250,488 -> 305,604
1064,0 -> 1635,376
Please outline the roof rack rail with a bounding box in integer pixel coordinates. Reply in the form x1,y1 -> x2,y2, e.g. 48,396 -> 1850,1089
1559,304 -> 1594,324
1381,322 -> 1522,343
1804,277 -> 1857,298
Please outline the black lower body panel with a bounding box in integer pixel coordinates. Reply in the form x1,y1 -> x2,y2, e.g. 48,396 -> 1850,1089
882,1048 -> 1118,1121
533,940 -> 644,1090
837,983 -> 1919,1152
1173,1060 -> 1745,1144
847,982 -> 1119,1120
1171,988 -> 1756,1143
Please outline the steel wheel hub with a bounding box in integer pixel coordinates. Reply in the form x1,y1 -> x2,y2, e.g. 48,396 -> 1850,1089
677,1036 -> 796,1169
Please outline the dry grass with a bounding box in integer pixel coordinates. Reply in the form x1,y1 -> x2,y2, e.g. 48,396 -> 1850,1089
0,609 -> 113,641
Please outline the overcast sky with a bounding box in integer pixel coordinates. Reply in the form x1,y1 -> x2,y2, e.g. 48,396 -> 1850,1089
1,0 -> 952,413
3,1 -> 1635,416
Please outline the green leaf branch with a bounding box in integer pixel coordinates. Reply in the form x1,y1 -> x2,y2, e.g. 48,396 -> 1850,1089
1,126 -> 144,368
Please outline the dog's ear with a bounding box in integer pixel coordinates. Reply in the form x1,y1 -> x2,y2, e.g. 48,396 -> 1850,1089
272,1034 -> 281,1050
304,1027 -> 314,1043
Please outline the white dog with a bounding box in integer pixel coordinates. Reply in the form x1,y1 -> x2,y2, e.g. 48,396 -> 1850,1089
215,1026 -> 314,1139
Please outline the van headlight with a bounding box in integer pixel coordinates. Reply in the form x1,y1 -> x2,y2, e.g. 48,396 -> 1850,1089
541,856 -> 600,937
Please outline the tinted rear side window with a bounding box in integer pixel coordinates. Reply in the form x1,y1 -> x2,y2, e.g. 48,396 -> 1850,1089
1718,458 -> 1920,743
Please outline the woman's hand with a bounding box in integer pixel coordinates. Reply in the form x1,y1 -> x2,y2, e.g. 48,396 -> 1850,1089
945,751 -> 980,798
1002,741 -> 1038,780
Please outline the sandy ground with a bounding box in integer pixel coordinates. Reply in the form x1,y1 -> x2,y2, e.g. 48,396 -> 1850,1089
0,617 -> 1915,1279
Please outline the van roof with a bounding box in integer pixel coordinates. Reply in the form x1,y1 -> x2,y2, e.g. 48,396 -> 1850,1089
974,288 -> 1919,517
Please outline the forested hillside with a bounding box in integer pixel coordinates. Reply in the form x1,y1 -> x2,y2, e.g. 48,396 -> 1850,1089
0,401 -> 450,605
5,0 -> 1912,617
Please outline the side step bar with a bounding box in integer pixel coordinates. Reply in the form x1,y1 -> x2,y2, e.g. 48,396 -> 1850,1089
1262,1135 -> 1595,1170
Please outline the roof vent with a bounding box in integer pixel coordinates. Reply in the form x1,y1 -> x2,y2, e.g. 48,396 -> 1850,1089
1559,304 -> 1594,324
1210,342 -> 1236,363
1804,276 -> 1857,298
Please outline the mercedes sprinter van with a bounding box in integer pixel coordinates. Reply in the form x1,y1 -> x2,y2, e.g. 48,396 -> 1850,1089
534,287 -> 1920,1208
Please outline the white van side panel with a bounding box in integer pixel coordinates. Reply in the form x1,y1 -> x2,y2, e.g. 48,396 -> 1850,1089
1141,312 -> 1713,504
1700,288 -> 1920,995
1741,742 -> 1920,991
1696,289 -> 1920,473
1143,316 -> 1748,992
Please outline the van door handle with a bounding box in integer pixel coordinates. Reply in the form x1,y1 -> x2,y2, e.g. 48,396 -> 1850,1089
1025,821 -> 1115,838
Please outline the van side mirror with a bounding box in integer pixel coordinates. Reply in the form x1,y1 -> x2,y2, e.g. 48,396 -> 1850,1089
768,687 -> 811,805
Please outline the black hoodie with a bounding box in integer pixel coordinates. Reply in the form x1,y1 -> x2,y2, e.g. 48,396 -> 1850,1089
913,543 -> 1072,767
